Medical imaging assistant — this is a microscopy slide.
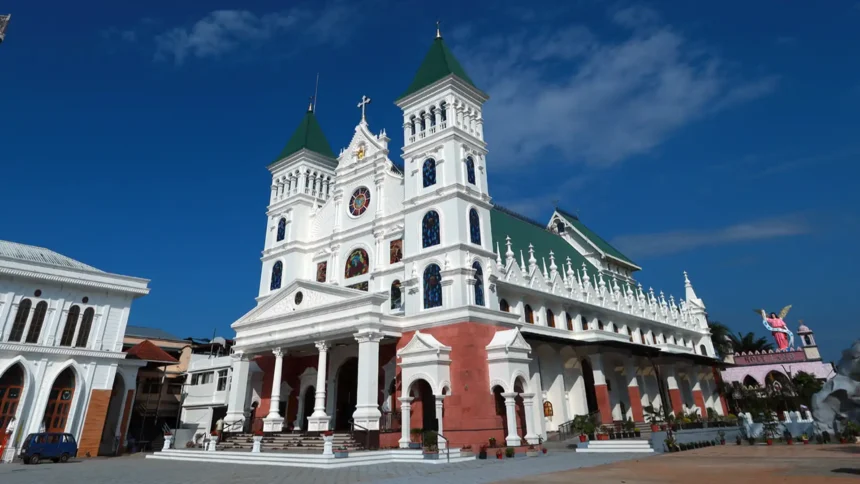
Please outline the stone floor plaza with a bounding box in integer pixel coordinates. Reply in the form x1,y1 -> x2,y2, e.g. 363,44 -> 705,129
0,446 -> 858,484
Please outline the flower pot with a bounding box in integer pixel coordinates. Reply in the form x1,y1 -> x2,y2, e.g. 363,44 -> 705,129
802,440 -> 809,445
579,435 -> 587,443
542,448 -> 547,454
786,439 -> 793,445
660,424 -> 667,431
526,451 -> 538,457
839,438 -> 846,444
334,451 -> 349,459
408,442 -> 422,449
634,430 -> 641,438
651,424 -> 660,432
496,452 -> 503,460
766,439 -> 773,446
720,440 -> 725,445
478,452 -> 487,460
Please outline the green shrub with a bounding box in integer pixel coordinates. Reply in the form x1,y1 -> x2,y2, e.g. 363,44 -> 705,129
505,447 -> 515,458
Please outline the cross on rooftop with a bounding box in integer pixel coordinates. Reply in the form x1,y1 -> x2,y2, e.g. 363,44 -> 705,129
357,95 -> 371,121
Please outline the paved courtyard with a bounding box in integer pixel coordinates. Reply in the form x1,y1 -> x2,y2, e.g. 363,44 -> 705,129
0,450 -> 640,484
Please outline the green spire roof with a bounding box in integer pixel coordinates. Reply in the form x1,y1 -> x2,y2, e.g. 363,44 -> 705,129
399,36 -> 478,100
274,108 -> 336,162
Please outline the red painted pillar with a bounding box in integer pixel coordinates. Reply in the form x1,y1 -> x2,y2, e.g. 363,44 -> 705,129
668,388 -> 684,416
595,384 -> 613,424
627,386 -> 645,422
692,390 -> 707,417
712,366 -> 730,416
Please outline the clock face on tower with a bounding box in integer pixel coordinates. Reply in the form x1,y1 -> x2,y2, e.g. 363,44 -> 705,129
349,187 -> 371,217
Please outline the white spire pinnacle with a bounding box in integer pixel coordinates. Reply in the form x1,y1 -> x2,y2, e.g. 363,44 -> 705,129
505,235 -> 514,266
541,257 -> 549,279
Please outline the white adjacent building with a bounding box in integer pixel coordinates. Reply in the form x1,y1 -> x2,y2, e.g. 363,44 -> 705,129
0,240 -> 149,461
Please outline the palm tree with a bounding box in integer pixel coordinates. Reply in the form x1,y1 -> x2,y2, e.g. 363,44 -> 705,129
728,331 -> 774,353
708,321 -> 733,358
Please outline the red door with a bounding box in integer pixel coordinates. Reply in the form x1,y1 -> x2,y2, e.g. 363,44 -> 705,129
44,369 -> 75,433
0,365 -> 24,430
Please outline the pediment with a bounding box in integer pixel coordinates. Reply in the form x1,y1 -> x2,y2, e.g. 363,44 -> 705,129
486,328 -> 532,352
238,280 -> 369,325
338,121 -> 389,168
398,331 -> 451,357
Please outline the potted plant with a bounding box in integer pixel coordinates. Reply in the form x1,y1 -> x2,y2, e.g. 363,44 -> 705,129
496,449 -> 503,459
718,430 -> 726,445
488,436 -> 497,448
762,421 -> 779,446
334,445 -> 349,458
478,445 -> 488,459
664,436 -> 678,452
596,426 -> 609,441
409,428 -> 423,449
505,447 -> 515,458
783,429 -> 793,445
623,418 -> 636,439
162,431 -> 173,451
801,433 -> 809,445
542,447 -> 547,454
460,445 -> 474,458
526,445 -> 538,457
584,421 -> 596,441
423,431 -> 439,459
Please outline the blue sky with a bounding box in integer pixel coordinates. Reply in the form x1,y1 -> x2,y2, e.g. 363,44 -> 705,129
2,1 -> 859,361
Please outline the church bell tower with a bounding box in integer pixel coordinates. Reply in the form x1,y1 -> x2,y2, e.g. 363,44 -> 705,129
396,26 -> 499,315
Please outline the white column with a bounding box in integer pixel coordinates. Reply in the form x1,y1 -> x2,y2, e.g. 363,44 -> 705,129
224,352 -> 252,432
398,396 -> 413,449
352,329 -> 383,430
307,341 -> 331,432
521,393 -> 539,445
435,395 -> 446,450
263,347 -> 285,431
501,392 -> 521,446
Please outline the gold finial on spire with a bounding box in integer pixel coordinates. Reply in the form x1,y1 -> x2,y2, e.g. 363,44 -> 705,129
436,20 -> 441,39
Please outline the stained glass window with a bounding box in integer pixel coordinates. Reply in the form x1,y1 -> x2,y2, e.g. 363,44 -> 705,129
422,211 -> 441,248
524,305 -> 534,324
469,209 -> 481,245
316,262 -> 327,283
276,218 -> 286,241
423,264 -> 442,309
422,159 -> 436,187
472,262 -> 485,307
546,308 -> 555,328
344,248 -> 369,278
7,298 -> 31,342
389,239 -> 403,264
391,280 -> 402,310
349,187 -> 371,217
270,261 -> 283,290
466,157 -> 476,185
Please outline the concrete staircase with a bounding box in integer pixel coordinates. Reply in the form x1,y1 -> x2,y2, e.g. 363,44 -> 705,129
219,432 -> 364,453
575,440 -> 654,453
147,448 -> 475,468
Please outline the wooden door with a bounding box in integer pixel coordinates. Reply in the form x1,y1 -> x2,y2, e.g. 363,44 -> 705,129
44,369 -> 75,433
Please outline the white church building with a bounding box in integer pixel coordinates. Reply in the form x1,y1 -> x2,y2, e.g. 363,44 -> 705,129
0,240 -> 149,461
221,29 -> 725,449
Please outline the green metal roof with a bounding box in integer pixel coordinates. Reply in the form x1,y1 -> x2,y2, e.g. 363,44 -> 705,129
555,208 -> 638,268
398,36 -> 478,100
490,207 -> 599,277
273,108 -> 336,162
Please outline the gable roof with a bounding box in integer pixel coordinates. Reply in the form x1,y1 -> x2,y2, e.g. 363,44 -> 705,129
0,240 -> 103,272
398,36 -> 479,100
554,208 -> 639,269
125,339 -> 179,364
490,206 -> 598,276
273,108 -> 336,162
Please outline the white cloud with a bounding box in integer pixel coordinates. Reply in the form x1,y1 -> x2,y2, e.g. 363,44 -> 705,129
153,4 -> 353,64
454,6 -> 777,169
611,214 -> 810,258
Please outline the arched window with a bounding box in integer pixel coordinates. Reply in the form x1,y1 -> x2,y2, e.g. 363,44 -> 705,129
429,107 -> 437,127
699,345 -> 707,356
25,301 -> 48,344
640,333 -> 646,344
7,298 -> 31,342
546,308 -> 555,328
555,220 -> 565,234
597,319 -> 604,331
465,157 -> 476,185
391,280 -> 402,310
270,261 -> 283,290
410,116 -> 416,136
60,305 -> 80,347
344,248 -> 370,278
743,375 -> 759,388
439,102 -> 447,122
500,299 -> 510,312
422,211 -> 441,248
276,218 -> 286,242
524,305 -> 534,324
612,324 -> 618,333
469,208 -> 481,245
419,112 -> 427,131
566,313 -> 574,330
423,264 -> 442,309
803,335 -> 812,345
472,262 -> 485,306
76,307 -> 94,348
422,159 -> 437,187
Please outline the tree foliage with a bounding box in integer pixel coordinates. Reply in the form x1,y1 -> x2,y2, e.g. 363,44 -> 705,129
728,331 -> 774,353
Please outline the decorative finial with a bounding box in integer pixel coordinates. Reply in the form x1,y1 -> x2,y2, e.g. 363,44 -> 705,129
308,96 -> 314,112
357,95 -> 372,122
436,20 -> 441,39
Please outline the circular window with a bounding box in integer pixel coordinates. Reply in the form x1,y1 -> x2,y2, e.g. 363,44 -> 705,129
349,187 -> 371,217
34,290 -> 42,297
82,297 -> 89,303
295,292 -> 303,305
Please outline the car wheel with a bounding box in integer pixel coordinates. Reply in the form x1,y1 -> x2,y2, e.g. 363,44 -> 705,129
59,453 -> 70,463
29,454 -> 41,465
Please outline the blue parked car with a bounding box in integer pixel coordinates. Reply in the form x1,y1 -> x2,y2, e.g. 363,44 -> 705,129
19,432 -> 78,464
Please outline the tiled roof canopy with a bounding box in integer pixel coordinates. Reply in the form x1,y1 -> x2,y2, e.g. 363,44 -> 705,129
125,339 -> 179,364
0,240 -> 103,272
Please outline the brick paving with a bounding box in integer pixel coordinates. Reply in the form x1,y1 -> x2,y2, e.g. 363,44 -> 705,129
0,450 -> 640,484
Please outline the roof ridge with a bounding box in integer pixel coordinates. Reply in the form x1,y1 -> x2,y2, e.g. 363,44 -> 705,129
493,205 -> 554,233
555,206 -> 580,221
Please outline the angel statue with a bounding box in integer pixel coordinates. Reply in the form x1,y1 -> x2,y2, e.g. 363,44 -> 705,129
752,305 -> 794,351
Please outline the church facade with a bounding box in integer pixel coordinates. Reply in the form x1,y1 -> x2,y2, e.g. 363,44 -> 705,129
224,31 -> 724,449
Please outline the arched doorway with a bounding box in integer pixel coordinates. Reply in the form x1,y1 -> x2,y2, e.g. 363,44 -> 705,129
409,379 -> 436,432
580,359 -> 599,414
0,364 -> 24,430
334,358 -> 358,431
301,386 -> 315,431
99,374 -> 125,456
44,368 -> 76,433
